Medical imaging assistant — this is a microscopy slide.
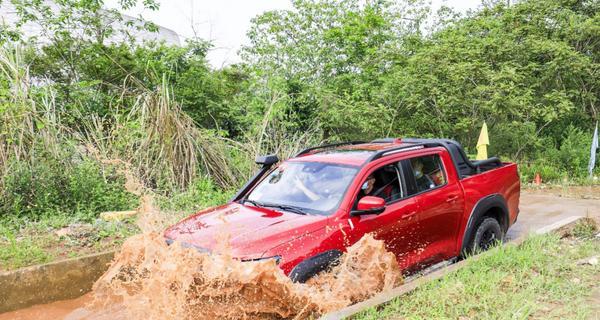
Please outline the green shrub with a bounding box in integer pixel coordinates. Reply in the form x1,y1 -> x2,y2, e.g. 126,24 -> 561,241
553,126 -> 592,178
159,177 -> 234,212
519,162 -> 564,184
517,126 -> 594,183
65,160 -> 138,220
0,157 -> 137,221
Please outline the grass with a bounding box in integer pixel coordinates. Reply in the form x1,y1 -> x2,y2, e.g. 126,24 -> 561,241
0,215 -> 139,271
571,218 -> 600,239
355,231 -> 600,320
0,182 -> 235,271
0,230 -> 53,270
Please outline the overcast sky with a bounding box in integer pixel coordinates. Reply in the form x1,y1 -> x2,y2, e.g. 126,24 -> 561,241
103,0 -> 483,68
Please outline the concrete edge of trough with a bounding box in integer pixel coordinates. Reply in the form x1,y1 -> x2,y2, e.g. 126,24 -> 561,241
319,215 -> 585,320
0,250 -> 116,314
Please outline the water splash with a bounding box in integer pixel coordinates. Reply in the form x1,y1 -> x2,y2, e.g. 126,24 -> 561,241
69,157 -> 404,319
82,230 -> 401,319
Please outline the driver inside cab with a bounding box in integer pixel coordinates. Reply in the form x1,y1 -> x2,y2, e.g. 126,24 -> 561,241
358,166 -> 401,202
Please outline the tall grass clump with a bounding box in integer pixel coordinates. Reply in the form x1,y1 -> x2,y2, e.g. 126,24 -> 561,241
0,44 -> 322,222
80,76 -> 247,192
0,45 -> 137,221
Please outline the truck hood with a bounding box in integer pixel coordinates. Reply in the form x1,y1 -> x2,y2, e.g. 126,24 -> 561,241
163,202 -> 328,259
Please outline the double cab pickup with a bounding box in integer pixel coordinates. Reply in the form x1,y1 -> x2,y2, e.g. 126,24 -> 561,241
165,138 -> 520,282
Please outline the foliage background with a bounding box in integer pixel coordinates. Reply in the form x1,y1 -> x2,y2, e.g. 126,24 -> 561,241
0,0 -> 598,222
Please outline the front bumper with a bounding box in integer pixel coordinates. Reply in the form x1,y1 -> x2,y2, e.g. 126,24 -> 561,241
164,238 -> 280,264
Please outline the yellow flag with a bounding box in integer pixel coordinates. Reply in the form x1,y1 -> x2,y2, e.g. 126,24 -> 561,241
476,122 -> 489,160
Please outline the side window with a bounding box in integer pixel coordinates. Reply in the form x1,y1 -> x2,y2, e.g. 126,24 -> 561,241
355,162 -> 406,204
407,154 -> 447,194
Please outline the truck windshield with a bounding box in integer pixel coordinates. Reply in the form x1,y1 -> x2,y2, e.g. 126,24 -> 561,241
245,161 -> 358,216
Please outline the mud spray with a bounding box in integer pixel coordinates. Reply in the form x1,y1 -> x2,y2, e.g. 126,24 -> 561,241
11,160 -> 404,319
72,234 -> 401,319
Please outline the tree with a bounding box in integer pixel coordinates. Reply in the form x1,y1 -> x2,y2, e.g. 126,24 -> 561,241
380,0 -> 599,157
242,0 -> 429,139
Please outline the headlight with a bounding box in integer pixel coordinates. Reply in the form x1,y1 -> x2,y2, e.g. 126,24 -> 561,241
165,238 -> 210,254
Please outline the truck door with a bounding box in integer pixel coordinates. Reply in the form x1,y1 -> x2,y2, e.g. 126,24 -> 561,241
347,161 -> 421,271
402,152 -> 464,270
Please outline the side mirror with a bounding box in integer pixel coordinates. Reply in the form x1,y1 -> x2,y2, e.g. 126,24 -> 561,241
255,154 -> 279,167
230,154 -> 279,202
350,196 -> 386,216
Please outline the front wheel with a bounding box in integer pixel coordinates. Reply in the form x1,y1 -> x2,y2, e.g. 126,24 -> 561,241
289,250 -> 342,283
469,217 -> 503,253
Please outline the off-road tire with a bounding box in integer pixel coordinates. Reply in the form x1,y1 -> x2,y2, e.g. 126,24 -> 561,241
289,250 -> 342,283
469,217 -> 503,254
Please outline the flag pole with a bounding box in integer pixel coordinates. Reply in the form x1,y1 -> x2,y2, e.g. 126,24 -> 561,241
589,121 -> 599,179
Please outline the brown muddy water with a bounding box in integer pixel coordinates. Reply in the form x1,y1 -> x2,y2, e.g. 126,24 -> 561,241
1,232 -> 401,320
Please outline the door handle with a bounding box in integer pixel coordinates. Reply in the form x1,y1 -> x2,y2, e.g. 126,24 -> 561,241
446,195 -> 459,203
401,210 -> 417,220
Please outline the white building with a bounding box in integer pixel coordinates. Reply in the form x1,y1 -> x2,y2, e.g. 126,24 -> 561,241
0,1 -> 180,46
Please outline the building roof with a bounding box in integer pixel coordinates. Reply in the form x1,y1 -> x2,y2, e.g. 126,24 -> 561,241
0,1 -> 180,46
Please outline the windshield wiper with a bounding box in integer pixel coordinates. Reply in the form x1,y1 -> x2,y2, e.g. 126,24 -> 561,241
260,203 -> 308,215
241,199 -> 264,207
241,199 -> 308,215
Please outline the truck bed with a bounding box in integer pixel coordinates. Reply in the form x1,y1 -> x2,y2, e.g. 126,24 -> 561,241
459,162 -> 521,245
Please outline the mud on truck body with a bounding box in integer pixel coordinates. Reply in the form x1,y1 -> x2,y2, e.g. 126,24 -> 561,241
165,138 -> 520,282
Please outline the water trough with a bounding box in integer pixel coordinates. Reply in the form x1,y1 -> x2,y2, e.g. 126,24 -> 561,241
0,251 -> 115,314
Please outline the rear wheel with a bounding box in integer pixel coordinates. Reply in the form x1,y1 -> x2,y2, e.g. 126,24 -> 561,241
469,217 -> 503,253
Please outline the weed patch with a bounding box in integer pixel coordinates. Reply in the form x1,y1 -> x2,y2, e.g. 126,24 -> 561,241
570,218 -> 599,239
0,228 -> 53,270
0,217 -> 139,271
355,233 -> 600,319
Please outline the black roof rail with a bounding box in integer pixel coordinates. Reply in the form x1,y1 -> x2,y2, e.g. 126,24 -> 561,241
366,138 -> 466,179
366,143 -> 429,162
295,141 -> 366,157
371,138 -> 501,179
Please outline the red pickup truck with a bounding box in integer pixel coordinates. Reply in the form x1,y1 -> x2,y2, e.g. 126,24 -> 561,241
164,138 -> 520,282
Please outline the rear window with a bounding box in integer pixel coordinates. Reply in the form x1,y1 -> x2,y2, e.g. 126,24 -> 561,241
407,154 -> 446,194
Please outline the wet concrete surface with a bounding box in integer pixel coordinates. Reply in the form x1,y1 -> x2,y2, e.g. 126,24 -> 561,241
1,191 -> 598,319
507,192 -> 600,240
0,251 -> 114,314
